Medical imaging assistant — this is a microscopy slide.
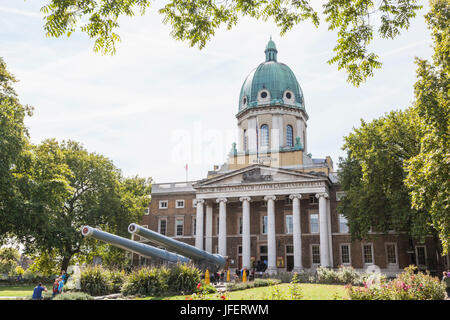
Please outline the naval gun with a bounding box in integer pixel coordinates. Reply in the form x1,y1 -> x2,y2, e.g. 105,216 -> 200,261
128,223 -> 228,273
81,226 -> 190,264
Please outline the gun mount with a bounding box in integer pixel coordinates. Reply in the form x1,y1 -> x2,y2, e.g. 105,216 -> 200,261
81,226 -> 190,264
128,223 -> 228,273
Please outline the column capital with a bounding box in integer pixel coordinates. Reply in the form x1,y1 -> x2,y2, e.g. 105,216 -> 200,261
239,196 -> 252,202
193,199 -> 205,206
289,194 -> 302,200
315,192 -> 329,199
216,197 -> 228,203
264,195 -> 276,201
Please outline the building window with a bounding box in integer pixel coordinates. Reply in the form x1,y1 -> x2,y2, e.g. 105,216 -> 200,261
176,200 -> 185,208
215,216 -> 220,235
262,215 -> 268,234
158,218 -> 167,236
415,246 -> 427,266
175,218 -> 184,236
192,216 -> 196,236
310,213 -> 319,234
363,244 -> 374,265
243,129 -> 248,151
286,125 -> 293,147
159,200 -> 168,209
309,195 -> 318,204
339,214 -> 349,233
311,245 -> 320,265
386,243 -> 397,265
286,245 -> 294,254
144,208 -> 149,215
285,215 -> 293,234
340,244 -> 351,265
260,124 -> 269,147
238,216 -> 243,235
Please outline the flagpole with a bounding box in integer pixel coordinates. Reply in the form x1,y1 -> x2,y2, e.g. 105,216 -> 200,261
185,163 -> 188,182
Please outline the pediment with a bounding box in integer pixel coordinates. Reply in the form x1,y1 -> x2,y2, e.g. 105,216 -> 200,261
194,164 -> 327,189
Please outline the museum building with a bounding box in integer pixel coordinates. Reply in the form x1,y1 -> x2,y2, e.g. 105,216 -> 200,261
134,40 -> 442,275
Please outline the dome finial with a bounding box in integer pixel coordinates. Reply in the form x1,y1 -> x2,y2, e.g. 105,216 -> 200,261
265,37 -> 277,62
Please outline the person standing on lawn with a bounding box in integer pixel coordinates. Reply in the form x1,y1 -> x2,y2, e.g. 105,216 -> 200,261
31,283 -> 47,300
52,278 -> 60,298
58,277 -> 64,294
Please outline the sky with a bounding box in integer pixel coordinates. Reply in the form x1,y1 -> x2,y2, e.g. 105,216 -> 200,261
0,1 -> 434,184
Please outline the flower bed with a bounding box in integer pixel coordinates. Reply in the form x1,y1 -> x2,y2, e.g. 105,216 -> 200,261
347,266 -> 446,300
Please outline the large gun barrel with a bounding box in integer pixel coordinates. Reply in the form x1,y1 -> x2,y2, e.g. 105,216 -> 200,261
81,226 -> 190,264
128,223 -> 227,271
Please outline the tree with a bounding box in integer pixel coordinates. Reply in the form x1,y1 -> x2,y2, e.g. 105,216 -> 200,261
405,0 -> 449,255
337,109 -> 430,244
0,57 -> 33,243
0,247 -> 20,275
15,139 -> 152,272
38,0 -> 422,86
338,0 -> 449,257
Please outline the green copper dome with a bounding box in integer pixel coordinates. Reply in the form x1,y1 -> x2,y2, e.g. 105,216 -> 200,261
238,39 -> 305,113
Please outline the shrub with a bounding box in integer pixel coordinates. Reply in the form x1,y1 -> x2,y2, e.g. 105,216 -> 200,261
80,266 -> 111,296
316,267 -> 340,284
52,292 -> 94,300
289,273 -> 303,300
347,265 -> 446,300
121,266 -> 168,296
337,266 -> 361,285
198,282 -> 217,294
166,263 -> 201,295
107,269 -> 126,293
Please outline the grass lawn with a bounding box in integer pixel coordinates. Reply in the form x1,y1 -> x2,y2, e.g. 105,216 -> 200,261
0,284 -> 52,298
140,283 -> 348,300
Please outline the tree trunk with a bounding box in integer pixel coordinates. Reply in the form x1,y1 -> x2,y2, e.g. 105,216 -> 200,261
61,255 -> 72,273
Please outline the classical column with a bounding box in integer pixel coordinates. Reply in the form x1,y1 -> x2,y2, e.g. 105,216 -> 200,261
316,193 -> 330,267
264,195 -> 277,273
194,199 -> 205,249
326,197 -> 333,267
216,197 -> 228,257
289,194 -> 303,271
239,196 -> 252,269
205,202 -> 213,253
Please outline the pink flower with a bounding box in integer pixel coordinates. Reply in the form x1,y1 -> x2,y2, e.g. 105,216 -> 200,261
197,283 -> 202,289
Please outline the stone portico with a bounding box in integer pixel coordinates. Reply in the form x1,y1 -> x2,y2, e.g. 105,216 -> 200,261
192,165 -> 332,273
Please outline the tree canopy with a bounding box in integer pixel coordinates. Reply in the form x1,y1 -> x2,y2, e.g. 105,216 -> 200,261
405,0 -> 449,254
0,57 -> 33,242
338,0 -> 449,255
38,0 -> 422,86
13,139 -> 152,271
0,58 -> 152,271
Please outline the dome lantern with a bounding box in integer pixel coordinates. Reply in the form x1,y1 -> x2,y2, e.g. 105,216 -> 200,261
265,37 -> 278,62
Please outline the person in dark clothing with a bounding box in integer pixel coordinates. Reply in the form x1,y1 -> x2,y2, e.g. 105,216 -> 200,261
32,283 -> 47,300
